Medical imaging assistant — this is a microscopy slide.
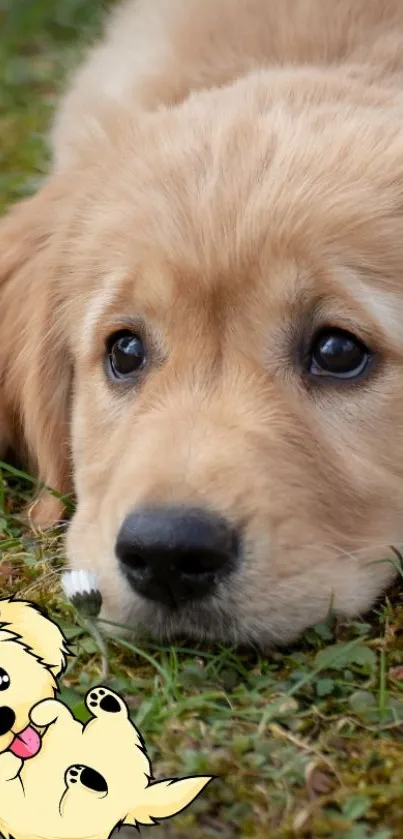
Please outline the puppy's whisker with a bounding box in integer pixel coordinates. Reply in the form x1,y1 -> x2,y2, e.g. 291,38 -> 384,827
291,541 -> 402,557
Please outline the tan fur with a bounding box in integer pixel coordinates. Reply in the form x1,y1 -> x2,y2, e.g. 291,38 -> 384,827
2,0 -> 403,644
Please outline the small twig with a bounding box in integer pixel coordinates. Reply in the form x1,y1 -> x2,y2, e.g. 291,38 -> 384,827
268,722 -> 343,785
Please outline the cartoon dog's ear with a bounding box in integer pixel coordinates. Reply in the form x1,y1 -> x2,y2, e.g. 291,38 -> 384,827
0,598 -> 70,678
124,776 -> 213,827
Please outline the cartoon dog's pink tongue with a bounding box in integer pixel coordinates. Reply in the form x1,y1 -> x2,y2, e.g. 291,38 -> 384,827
9,725 -> 41,759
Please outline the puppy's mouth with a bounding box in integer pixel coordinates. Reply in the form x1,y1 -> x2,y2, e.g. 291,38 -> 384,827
9,725 -> 41,759
131,593 -> 242,644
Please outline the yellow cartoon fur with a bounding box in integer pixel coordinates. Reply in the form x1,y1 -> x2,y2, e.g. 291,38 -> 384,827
0,597 -> 68,759
0,686 -> 212,839
0,598 -> 211,839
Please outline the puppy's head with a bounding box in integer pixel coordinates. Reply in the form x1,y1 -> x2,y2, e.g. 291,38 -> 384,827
0,599 -> 68,754
3,69 -> 403,646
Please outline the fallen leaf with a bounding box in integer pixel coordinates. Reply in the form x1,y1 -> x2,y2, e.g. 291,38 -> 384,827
305,759 -> 337,798
389,665 -> 403,681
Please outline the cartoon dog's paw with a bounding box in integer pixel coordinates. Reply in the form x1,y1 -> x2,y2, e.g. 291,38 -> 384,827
65,764 -> 108,795
30,697 -> 73,728
85,686 -> 128,717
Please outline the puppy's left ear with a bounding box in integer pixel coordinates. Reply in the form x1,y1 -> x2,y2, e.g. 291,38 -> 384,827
0,180 -> 74,527
125,776 -> 213,827
0,598 -> 70,678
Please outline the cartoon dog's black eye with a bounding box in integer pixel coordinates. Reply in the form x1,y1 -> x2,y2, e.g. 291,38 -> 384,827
0,668 -> 10,691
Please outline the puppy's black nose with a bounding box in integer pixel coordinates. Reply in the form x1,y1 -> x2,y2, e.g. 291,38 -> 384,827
0,706 -> 15,736
115,506 -> 238,607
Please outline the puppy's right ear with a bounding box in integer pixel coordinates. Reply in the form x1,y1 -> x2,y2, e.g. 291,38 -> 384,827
0,181 -> 74,527
0,184 -> 57,286
0,597 -> 70,678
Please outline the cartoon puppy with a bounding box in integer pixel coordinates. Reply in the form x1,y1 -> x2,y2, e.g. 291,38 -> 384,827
0,598 -> 68,766
0,686 -> 212,839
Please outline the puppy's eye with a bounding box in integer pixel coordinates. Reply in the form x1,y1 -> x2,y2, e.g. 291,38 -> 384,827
106,331 -> 146,380
308,328 -> 370,380
0,668 -> 10,691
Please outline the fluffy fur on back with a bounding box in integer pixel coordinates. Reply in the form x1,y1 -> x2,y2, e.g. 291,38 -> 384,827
2,0 -> 403,645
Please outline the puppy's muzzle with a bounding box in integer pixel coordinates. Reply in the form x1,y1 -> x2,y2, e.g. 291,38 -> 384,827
115,505 -> 238,608
0,706 -> 15,736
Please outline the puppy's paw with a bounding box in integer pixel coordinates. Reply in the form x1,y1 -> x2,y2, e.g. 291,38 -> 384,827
65,764 -> 108,795
30,698 -> 73,728
85,686 -> 128,718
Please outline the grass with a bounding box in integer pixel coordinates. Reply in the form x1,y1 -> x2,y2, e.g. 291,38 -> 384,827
1,3 -> 403,837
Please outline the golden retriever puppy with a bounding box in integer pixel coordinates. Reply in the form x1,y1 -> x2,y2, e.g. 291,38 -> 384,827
2,0 -> 403,646
0,598 -> 68,760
